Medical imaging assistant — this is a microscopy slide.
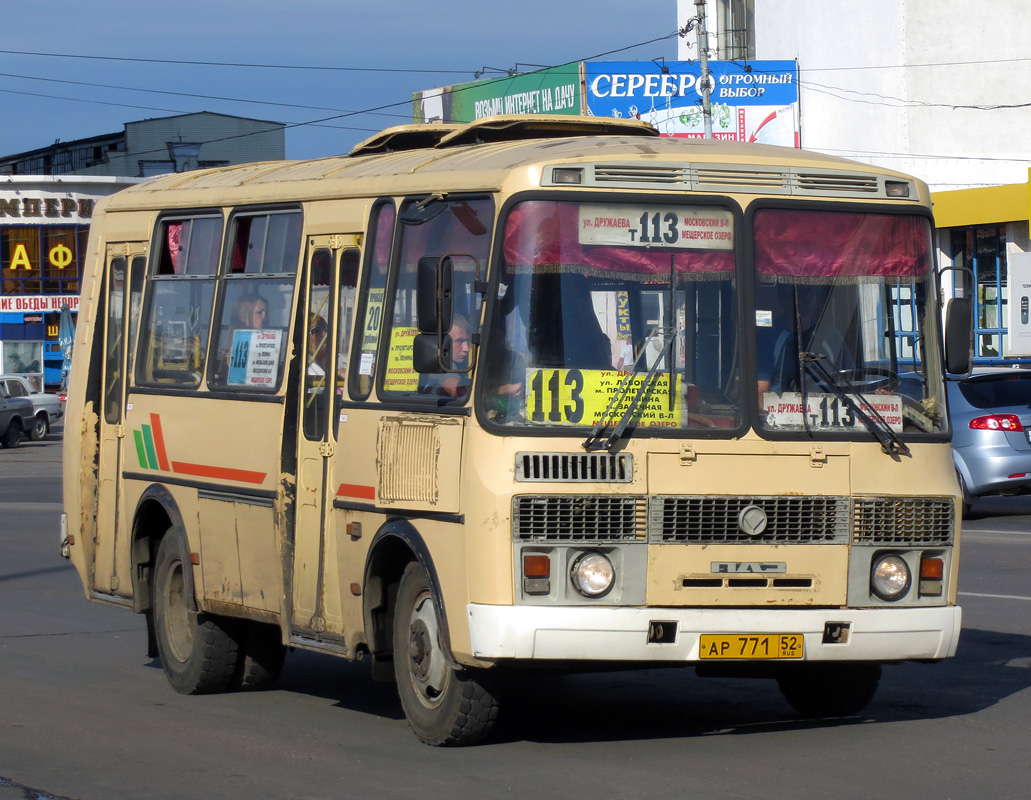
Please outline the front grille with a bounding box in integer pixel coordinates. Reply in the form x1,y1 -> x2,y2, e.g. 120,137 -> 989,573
650,496 -> 850,544
515,452 -> 633,483
513,495 -> 646,542
852,497 -> 955,545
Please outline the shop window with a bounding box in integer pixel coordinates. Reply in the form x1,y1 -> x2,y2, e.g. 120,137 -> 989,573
0,225 -> 85,295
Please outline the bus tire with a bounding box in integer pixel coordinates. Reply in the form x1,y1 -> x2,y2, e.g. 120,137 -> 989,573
153,535 -> 241,694
1,421 -> 22,448
776,662 -> 881,719
392,562 -> 499,746
234,621 -> 286,691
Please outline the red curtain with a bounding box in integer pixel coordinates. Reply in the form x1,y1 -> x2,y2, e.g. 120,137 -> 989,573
754,208 -> 931,282
503,200 -> 734,278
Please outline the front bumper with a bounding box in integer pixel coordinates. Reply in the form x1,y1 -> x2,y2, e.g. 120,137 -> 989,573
467,604 -> 961,662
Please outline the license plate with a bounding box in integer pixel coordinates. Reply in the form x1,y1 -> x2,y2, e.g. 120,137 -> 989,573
698,633 -> 804,659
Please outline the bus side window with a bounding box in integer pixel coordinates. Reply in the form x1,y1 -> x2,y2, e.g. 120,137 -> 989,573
137,216 -> 221,387
333,248 -> 360,427
381,195 -> 493,402
350,201 -> 394,400
208,210 -> 301,391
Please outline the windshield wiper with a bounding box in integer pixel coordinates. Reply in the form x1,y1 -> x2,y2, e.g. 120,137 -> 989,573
801,352 -> 910,459
583,326 -> 675,452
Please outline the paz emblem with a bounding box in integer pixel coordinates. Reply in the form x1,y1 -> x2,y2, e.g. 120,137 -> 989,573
737,504 -> 768,537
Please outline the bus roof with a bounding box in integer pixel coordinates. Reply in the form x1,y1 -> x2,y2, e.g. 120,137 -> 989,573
102,115 -> 929,210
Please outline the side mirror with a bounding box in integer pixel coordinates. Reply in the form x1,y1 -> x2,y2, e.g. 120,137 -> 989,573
944,296 -> 973,375
413,333 -> 453,373
417,256 -> 453,334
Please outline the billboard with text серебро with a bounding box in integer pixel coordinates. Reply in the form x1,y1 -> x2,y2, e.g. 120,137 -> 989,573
584,60 -> 799,147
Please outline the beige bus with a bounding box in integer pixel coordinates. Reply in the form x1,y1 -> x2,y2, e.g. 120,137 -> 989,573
61,115 -> 971,745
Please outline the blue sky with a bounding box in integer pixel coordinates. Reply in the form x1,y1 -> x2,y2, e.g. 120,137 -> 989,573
0,0 -> 678,160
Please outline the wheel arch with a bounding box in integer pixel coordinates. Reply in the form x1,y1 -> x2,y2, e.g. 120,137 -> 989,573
130,484 -> 198,615
362,518 -> 451,664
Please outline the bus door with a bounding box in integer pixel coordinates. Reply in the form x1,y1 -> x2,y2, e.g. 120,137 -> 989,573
94,243 -> 146,599
291,235 -> 360,639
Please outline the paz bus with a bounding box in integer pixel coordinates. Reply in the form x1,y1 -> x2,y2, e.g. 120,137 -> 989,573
61,115 -> 971,745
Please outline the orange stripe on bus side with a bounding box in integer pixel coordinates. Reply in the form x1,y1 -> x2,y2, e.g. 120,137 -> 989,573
337,483 -> 376,500
171,461 -> 267,485
149,413 -> 171,472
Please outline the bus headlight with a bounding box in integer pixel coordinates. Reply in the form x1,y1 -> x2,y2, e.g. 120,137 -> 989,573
570,552 -> 615,598
871,554 -> 911,600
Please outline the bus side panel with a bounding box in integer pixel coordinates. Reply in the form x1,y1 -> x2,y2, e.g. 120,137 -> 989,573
122,394 -> 288,620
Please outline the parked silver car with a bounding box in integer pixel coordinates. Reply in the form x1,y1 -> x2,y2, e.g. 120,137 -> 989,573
0,375 -> 64,441
947,369 -> 1031,515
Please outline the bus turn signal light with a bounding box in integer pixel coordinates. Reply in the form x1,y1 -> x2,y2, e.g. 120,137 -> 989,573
920,557 -> 944,579
919,556 -> 944,597
523,554 -> 551,596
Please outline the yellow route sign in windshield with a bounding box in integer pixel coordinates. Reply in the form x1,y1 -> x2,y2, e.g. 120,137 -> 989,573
524,368 -> 681,427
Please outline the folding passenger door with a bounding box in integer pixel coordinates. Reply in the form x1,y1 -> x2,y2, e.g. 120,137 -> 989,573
93,242 -> 146,599
291,235 -> 360,643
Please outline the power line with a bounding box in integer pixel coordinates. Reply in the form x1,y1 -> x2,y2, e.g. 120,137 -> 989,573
0,71 -> 411,120
0,48 -> 471,75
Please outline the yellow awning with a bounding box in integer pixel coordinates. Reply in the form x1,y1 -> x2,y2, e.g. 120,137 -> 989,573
932,173 -> 1031,228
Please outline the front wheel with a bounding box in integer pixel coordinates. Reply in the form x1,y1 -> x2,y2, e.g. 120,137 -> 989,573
777,662 -> 881,718
152,535 -> 241,694
392,562 -> 500,746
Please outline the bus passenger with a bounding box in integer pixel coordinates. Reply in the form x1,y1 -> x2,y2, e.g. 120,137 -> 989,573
231,293 -> 269,330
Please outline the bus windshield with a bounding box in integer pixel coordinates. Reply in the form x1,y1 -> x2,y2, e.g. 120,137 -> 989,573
484,200 -> 947,439
484,198 -> 742,431
753,208 -> 947,437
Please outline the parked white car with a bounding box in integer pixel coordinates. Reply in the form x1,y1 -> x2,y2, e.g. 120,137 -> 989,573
0,375 -> 64,441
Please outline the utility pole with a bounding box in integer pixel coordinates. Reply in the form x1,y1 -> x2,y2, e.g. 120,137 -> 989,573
694,0 -> 713,139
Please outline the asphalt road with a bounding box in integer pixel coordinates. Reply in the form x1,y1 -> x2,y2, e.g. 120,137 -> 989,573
1,435 -> 1030,800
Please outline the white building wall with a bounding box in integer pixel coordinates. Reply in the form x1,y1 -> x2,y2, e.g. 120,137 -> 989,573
748,0 -> 1031,191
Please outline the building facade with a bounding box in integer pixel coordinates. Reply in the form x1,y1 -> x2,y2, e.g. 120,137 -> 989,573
0,176 -> 141,389
0,112 -> 285,179
0,112 -> 288,390
677,0 -> 1031,364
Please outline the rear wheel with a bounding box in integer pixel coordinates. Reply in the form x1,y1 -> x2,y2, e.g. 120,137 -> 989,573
392,562 -> 500,746
777,663 -> 881,718
1,421 -> 22,448
30,414 -> 47,441
153,535 -> 241,694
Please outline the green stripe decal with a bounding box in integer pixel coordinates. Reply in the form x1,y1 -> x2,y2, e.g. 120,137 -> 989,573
133,429 -> 149,469
141,425 -> 159,471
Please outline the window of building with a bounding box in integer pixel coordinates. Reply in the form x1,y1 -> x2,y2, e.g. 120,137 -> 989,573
949,225 -> 1008,359
1,225 -> 87,295
717,0 -> 755,60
